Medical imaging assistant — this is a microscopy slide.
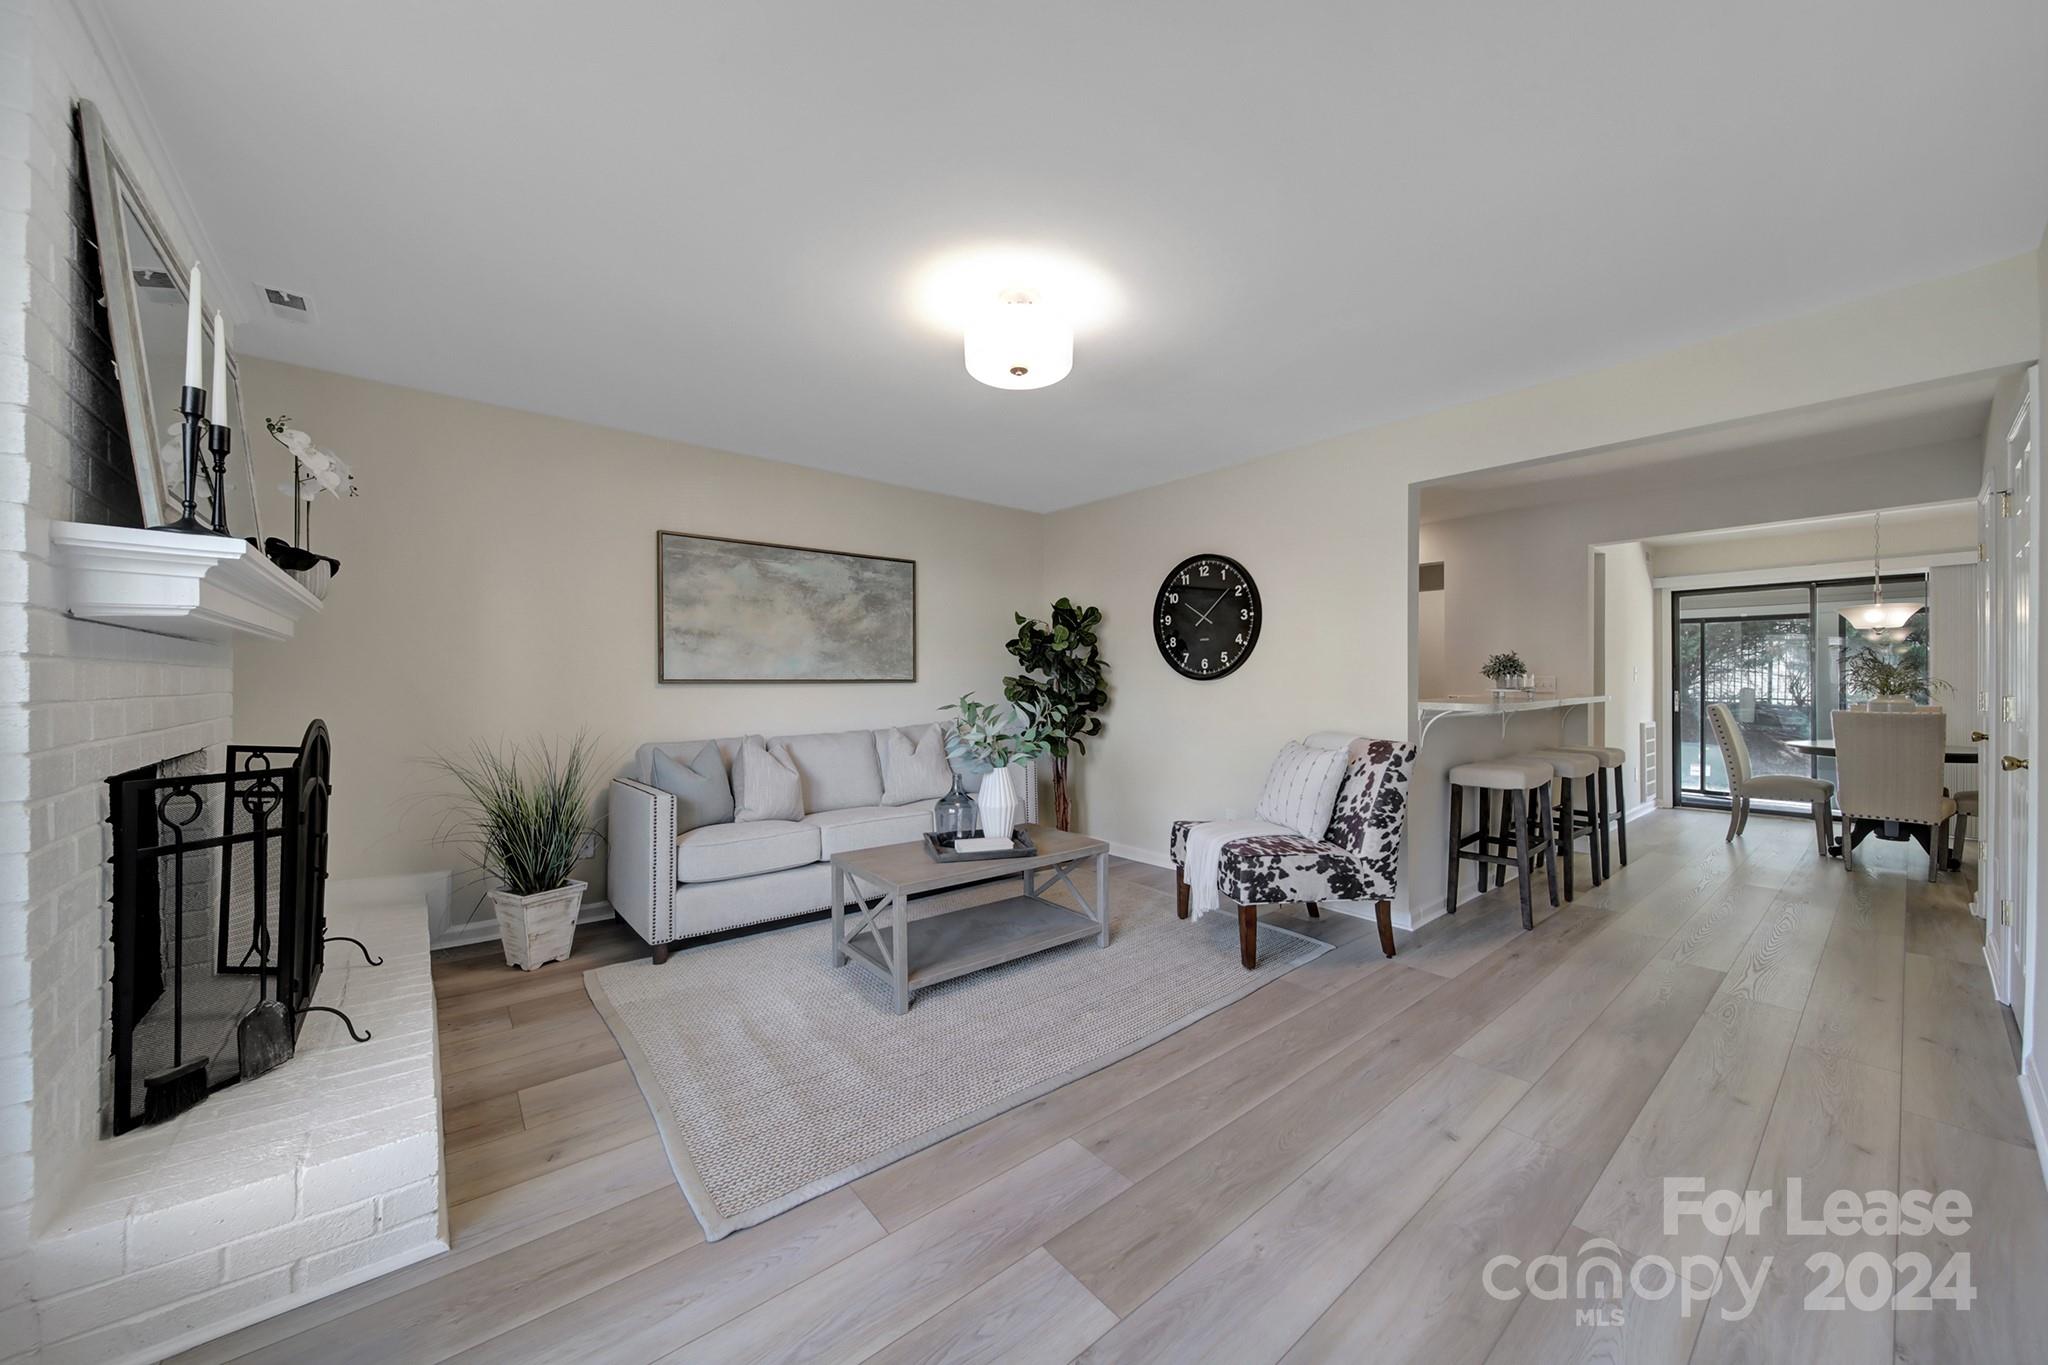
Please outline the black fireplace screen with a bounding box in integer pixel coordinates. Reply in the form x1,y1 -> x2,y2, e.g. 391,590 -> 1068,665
106,719 -> 364,1133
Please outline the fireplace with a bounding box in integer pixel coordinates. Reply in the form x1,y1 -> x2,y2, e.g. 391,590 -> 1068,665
105,719 -> 356,1132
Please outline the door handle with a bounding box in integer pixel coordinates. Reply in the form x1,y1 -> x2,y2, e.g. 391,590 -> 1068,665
1972,731 -> 1989,743
2003,755 -> 2029,771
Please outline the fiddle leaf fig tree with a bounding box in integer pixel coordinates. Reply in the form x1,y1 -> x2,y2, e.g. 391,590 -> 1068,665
1004,598 -> 1109,831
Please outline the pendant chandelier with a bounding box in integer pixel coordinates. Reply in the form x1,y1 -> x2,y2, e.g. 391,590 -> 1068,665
1838,511 -> 1919,632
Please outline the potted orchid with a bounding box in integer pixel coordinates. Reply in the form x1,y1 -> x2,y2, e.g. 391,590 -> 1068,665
264,416 -> 357,599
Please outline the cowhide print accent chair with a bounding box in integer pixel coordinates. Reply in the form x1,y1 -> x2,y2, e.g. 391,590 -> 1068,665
1171,736 -> 1418,968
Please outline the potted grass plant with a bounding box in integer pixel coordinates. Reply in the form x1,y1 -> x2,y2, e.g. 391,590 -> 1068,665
434,734 -> 602,970
1842,650 -> 1948,710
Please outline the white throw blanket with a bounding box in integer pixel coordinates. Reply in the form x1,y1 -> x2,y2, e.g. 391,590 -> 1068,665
1184,819 -> 1292,918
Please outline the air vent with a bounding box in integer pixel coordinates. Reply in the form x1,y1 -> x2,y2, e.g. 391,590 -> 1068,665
260,286 -> 315,324
132,268 -> 176,290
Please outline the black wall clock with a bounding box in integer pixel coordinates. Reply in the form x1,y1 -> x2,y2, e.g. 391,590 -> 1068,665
1153,553 -> 1261,679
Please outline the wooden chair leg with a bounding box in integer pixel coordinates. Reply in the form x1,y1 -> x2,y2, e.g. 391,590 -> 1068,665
1176,869 -> 1190,920
1540,782 -> 1560,908
1592,769 -> 1612,881
1482,789 -> 1499,896
1811,799 -> 1832,858
1612,765 -> 1629,866
1736,797 -> 1752,837
1445,783 -> 1465,915
651,942 -> 671,965
1305,902 -> 1321,918
1558,778 -> 1576,902
1498,791 -> 1515,889
1930,821 -> 1946,883
1237,903 -> 1258,970
1583,775 -> 1603,887
1725,792 -> 1742,842
1513,788 -> 1535,930
1375,900 -> 1395,958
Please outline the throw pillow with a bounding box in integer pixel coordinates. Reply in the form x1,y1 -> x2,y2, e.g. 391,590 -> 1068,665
877,724 -> 953,805
734,736 -> 804,822
649,743 -> 734,834
1254,741 -> 1348,840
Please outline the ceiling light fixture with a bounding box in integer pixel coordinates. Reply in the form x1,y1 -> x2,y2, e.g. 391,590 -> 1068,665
1838,511 -> 1920,632
963,288 -> 1073,390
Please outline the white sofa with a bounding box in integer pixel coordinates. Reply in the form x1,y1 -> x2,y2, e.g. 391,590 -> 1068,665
608,726 -> 1037,960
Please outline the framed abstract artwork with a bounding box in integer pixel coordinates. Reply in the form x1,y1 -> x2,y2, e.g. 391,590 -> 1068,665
656,532 -> 917,683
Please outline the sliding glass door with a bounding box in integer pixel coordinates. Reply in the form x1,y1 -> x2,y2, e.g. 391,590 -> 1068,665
1672,574 -> 1930,807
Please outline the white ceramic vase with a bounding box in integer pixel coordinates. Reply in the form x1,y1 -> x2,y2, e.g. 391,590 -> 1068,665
977,766 -> 1020,843
491,878 -> 586,971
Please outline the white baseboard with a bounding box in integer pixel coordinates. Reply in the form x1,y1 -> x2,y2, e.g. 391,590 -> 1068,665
430,896 -> 616,950
1626,799 -> 1660,823
1107,840 -> 1173,869
2020,1054 -> 2048,1193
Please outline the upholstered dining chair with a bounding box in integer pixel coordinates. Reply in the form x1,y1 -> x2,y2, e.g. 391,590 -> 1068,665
1832,709 -> 1956,879
1170,734 -> 1417,968
1705,703 -> 1834,856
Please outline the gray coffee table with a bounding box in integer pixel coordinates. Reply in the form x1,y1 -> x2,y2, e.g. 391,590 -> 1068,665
830,824 -> 1111,1013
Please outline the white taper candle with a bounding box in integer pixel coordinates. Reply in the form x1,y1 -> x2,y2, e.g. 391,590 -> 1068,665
209,311 -> 229,424
183,262 -> 204,389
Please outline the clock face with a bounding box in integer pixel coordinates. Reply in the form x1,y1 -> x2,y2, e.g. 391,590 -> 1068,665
1154,554 -> 1261,680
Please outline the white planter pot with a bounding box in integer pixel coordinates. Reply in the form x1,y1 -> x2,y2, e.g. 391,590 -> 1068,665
978,767 -> 1020,843
491,879 -> 586,971
1861,695 -> 1920,712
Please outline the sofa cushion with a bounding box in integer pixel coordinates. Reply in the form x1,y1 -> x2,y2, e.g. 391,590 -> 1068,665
676,819 -> 820,883
650,742 -> 733,834
773,730 -> 884,812
803,802 -> 936,858
876,725 -> 953,805
735,737 -> 805,822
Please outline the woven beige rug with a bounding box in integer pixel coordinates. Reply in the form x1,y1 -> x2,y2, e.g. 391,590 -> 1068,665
585,886 -> 1329,1240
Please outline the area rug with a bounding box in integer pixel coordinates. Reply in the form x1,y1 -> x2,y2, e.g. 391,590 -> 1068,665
584,886 -> 1329,1240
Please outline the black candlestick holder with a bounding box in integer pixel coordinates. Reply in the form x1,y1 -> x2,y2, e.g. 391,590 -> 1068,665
149,385 -> 217,535
207,420 -> 233,535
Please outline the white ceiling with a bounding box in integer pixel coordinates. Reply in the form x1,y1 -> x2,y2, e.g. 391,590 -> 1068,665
95,1 -> 2048,512
1418,370 -> 2005,520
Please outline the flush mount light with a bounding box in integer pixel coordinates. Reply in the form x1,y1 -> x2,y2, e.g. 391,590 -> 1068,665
963,289 -> 1073,390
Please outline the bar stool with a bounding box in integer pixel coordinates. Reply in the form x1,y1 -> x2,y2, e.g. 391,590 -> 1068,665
1554,744 -> 1628,879
1446,758 -> 1559,930
1525,749 -> 1603,901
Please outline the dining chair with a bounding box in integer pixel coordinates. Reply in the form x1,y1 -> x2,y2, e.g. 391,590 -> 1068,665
1831,709 -> 1957,879
1706,703 -> 1834,856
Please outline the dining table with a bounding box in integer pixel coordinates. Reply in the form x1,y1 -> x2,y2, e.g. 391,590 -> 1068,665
1782,738 -> 1979,763
1780,736 -> 1976,865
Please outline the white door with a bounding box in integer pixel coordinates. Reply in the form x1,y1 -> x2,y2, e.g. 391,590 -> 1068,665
1997,372 -> 2037,1031
1979,482 -> 2001,968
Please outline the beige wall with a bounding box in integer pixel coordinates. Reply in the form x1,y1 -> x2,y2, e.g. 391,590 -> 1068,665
1599,542 -> 1658,809
1644,501 -> 1978,580
1040,254 -> 2036,872
233,360 -> 1044,901
1419,438 -> 1979,697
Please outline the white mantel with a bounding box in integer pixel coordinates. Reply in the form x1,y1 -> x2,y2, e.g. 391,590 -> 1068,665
48,522 -> 322,641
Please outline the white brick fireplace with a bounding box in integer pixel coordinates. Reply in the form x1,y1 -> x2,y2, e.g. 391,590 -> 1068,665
3,6 -> 445,1360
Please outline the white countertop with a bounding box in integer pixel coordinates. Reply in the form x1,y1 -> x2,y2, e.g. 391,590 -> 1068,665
1418,693 -> 1608,714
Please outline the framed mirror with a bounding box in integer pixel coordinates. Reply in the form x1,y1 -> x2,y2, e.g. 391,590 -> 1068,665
79,100 -> 261,540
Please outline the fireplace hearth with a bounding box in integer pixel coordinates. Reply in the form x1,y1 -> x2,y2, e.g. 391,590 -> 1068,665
106,718 -> 371,1132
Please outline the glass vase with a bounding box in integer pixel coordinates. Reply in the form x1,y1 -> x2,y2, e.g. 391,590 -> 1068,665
933,774 -> 980,840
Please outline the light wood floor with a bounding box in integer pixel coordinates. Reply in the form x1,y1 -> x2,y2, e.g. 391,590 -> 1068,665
176,809 -> 2048,1364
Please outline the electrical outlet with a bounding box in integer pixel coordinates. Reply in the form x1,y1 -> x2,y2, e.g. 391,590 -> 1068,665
579,831 -> 598,860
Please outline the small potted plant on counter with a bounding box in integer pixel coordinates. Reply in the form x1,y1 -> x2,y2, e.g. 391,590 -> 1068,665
434,734 -> 602,970
1482,651 -> 1529,696
942,693 -> 1051,843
